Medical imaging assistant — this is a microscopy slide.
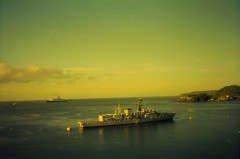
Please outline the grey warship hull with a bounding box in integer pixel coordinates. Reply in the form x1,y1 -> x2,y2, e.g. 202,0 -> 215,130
78,98 -> 176,128
79,112 -> 176,128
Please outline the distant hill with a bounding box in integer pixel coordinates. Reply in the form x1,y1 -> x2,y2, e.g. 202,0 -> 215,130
215,85 -> 240,97
177,85 -> 240,102
180,85 -> 240,97
180,90 -> 217,97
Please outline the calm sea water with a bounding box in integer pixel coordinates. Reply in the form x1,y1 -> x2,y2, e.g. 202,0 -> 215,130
0,97 -> 239,159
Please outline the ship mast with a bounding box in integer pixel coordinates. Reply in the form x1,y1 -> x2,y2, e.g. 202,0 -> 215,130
116,97 -> 121,114
138,98 -> 144,112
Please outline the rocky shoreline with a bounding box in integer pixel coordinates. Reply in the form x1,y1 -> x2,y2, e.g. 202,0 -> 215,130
177,94 -> 238,102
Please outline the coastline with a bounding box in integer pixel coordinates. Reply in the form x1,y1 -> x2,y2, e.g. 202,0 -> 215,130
177,85 -> 240,103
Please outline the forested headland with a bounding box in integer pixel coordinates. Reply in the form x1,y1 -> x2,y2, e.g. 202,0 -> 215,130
177,85 -> 240,102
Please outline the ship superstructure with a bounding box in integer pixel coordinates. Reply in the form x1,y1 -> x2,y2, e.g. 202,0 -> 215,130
78,98 -> 176,128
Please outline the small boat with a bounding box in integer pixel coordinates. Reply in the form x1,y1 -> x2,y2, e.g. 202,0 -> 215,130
46,96 -> 69,102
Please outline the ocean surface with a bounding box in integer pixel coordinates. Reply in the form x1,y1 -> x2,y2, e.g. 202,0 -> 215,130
0,96 -> 239,159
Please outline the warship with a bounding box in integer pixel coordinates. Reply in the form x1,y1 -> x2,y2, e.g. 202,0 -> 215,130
78,98 -> 176,128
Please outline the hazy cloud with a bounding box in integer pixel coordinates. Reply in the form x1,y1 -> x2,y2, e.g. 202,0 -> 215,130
0,63 -> 64,83
63,67 -> 103,74
0,63 -> 106,83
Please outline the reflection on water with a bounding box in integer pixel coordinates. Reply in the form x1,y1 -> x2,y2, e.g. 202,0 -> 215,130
77,121 -> 175,146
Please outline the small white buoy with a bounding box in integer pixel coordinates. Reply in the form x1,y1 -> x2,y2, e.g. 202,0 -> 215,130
66,127 -> 72,132
188,115 -> 192,120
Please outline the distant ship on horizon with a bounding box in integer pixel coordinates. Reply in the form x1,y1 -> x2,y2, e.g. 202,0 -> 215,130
46,95 -> 69,102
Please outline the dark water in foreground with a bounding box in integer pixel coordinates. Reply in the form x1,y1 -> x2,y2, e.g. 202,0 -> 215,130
0,97 -> 239,159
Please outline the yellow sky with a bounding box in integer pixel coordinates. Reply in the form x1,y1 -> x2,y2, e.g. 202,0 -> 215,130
0,0 -> 239,101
